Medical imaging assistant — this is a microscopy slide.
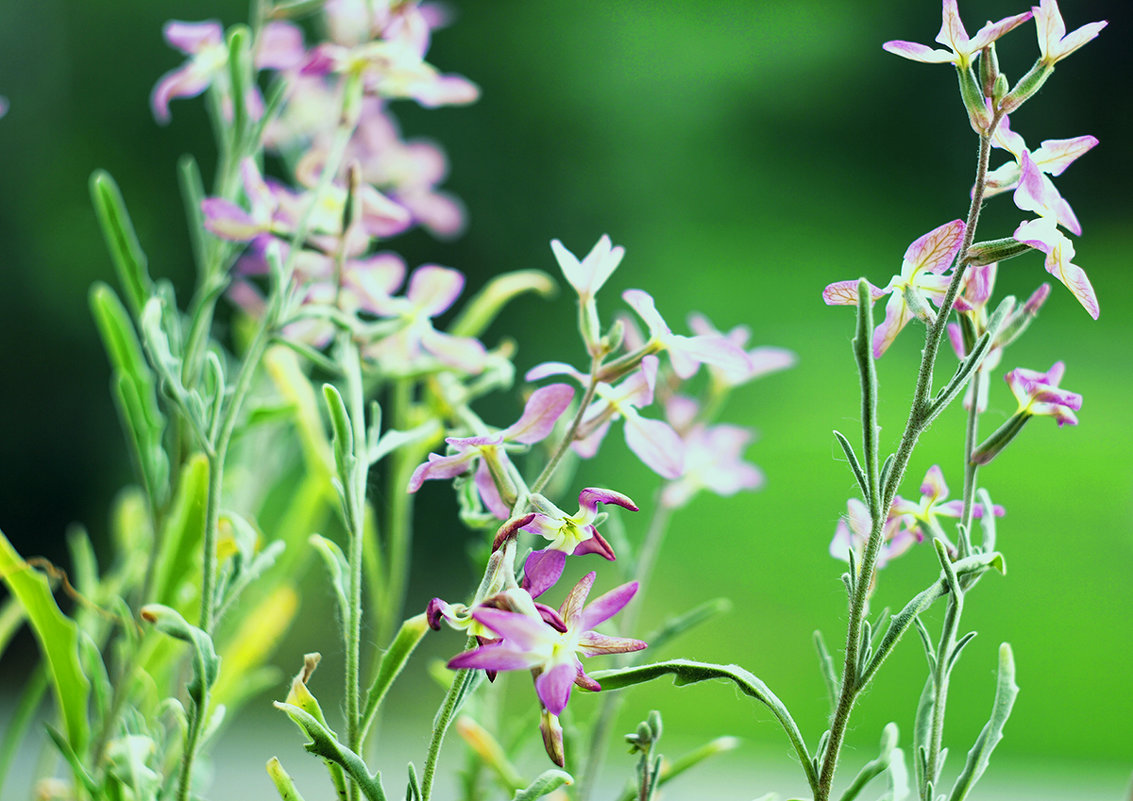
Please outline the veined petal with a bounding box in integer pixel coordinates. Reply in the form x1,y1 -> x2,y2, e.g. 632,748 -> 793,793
578,631 -> 647,656
920,465 -> 949,500
822,279 -> 886,306
164,20 -> 224,54
470,607 -> 552,651
622,288 -> 670,338
903,219 -> 966,276
535,662 -> 576,715
572,529 -> 616,560
936,0 -> 970,53
408,449 -> 479,492
969,11 -> 1033,51
668,333 -> 750,380
882,40 -> 956,63
559,572 -> 596,623
474,459 -> 510,520
525,361 -> 587,383
871,291 -> 912,358
502,384 -> 575,445
1032,135 -> 1099,177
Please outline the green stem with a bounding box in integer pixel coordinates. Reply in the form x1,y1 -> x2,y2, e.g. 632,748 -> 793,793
530,356 -> 601,495
816,115 -> 1001,801
960,371 -> 984,534
578,496 -> 672,800
421,665 -> 472,801
379,378 -> 416,648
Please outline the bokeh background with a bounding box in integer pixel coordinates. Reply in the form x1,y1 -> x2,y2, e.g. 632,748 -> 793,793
1,1 -> 1130,798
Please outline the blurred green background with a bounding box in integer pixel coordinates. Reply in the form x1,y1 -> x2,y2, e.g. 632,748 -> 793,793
1,0 -> 1130,798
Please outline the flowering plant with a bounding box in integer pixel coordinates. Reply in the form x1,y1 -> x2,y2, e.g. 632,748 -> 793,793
0,2 -> 1115,801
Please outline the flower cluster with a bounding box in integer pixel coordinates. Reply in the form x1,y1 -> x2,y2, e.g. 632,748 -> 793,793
420,233 -> 792,763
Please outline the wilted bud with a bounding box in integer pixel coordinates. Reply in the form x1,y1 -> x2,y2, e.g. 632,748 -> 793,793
540,708 -> 565,767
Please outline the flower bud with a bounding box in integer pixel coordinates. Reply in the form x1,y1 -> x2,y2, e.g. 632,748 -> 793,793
1024,283 -> 1051,315
957,65 -> 992,133
965,238 -> 1033,267
540,708 -> 565,767
1001,60 -> 1054,113
980,43 -> 1000,97
992,74 -> 1009,105
971,410 -> 1031,465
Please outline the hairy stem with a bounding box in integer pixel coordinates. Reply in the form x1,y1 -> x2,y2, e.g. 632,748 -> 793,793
816,115 -> 1000,801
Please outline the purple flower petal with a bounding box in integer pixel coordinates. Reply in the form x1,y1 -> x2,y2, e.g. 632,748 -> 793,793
470,607 -> 550,651
522,549 -> 567,599
408,264 -> 465,316
163,20 -> 224,54
578,581 -> 639,631
578,487 -> 638,515
559,572 -> 596,623
535,662 -> 576,716
571,529 -> 616,560
502,384 -> 575,445
624,414 -> 684,479
578,631 -> 648,656
448,642 -> 540,672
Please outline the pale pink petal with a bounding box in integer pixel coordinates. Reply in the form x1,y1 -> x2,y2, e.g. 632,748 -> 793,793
408,448 -> 480,492
163,20 -> 224,54
1050,20 -> 1107,61
904,219 -> 966,276
882,40 -> 956,63
407,265 -> 464,316
920,465 -> 949,500
256,21 -> 306,71
822,279 -> 886,306
474,459 -> 510,520
420,328 -> 487,373
622,288 -> 670,337
578,581 -> 639,630
969,12 -> 1033,51
936,0 -> 969,53
502,384 -> 576,445
151,66 -> 213,124
448,643 -> 540,672
1032,135 -> 1098,177
872,291 -> 911,358
571,418 -> 611,459
470,608 -> 551,651
578,631 -> 647,657
525,361 -> 587,383
201,198 -> 264,241
623,414 -> 684,479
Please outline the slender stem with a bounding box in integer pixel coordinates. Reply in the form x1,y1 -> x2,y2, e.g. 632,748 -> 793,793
924,593 -> 962,798
530,356 -> 601,495
579,496 -> 672,800
379,378 -> 416,648
816,116 -> 1000,801
960,370 -> 984,534
422,665 -> 472,801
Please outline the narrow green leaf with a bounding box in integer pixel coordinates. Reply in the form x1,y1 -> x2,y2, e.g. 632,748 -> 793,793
0,667 -> 48,797
0,529 -> 91,752
448,270 -> 557,338
946,632 -> 978,677
322,383 -> 353,474
151,453 -> 210,609
45,724 -> 98,795
838,722 -> 899,801
275,702 -> 388,801
310,534 -> 350,624
510,769 -> 573,801
812,631 -> 838,714
360,614 -> 430,742
226,26 -> 252,144
140,603 -> 219,708
913,617 -> 937,671
369,420 -> 441,466
933,538 -> 962,598
405,763 -> 421,801
267,756 -> 308,801
90,170 -> 152,316
591,659 -> 817,794
863,580 -> 948,684
947,643 -> 1019,801
642,598 -> 731,656
177,154 -> 208,277
833,430 -> 869,501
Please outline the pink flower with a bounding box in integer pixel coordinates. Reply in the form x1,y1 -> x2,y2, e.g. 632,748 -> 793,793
686,313 -> 796,388
1006,361 -> 1081,426
823,220 -> 968,357
882,2 -> 1031,69
891,465 -> 1004,549
985,116 -> 1098,200
520,489 -> 638,598
529,356 -> 685,479
551,235 -> 625,304
409,384 -> 577,514
622,290 -> 750,380
151,21 -> 229,124
1031,0 -> 1107,66
831,498 -> 920,569
364,265 -> 487,373
448,573 -> 646,717
661,424 -> 764,510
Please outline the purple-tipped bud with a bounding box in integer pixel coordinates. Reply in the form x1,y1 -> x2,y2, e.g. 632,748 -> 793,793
1025,283 -> 1052,315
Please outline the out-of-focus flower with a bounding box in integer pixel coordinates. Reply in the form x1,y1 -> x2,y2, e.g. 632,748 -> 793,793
0,96 -> 8,119
622,290 -> 750,380
687,313 -> 796,388
529,356 -> 685,479
364,264 -> 486,373
823,220 -> 968,357
1031,0 -> 1107,66
520,488 -> 637,598
891,465 -> 1004,546
661,424 -> 763,510
409,384 -> 576,513
829,498 -> 920,569
882,2 -> 1031,69
447,572 -> 646,719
